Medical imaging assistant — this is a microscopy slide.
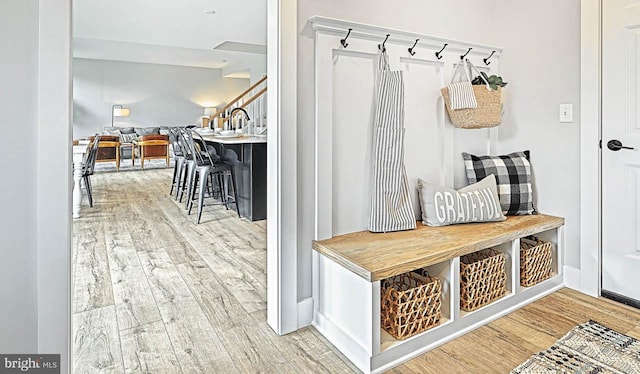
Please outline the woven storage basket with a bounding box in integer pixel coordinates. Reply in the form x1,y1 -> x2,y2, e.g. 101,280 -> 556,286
381,269 -> 442,340
441,86 -> 502,129
520,236 -> 553,287
460,249 -> 507,312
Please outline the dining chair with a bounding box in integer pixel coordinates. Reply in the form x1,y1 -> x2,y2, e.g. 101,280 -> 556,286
81,135 -> 101,207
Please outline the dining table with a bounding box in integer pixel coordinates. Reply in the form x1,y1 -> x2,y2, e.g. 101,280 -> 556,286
72,142 -> 89,218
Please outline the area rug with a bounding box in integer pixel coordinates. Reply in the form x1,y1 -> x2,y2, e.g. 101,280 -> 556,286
512,320 -> 640,373
94,158 -> 173,173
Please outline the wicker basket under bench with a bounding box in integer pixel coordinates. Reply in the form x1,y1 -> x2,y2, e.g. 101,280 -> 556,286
381,269 -> 443,339
460,249 -> 507,312
520,236 -> 553,287
312,214 -> 565,374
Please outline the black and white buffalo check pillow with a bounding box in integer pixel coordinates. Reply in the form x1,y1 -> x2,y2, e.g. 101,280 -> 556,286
462,151 -> 534,215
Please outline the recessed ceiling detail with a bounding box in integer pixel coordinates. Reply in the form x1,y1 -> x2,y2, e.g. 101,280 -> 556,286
213,41 -> 267,55
224,70 -> 251,79
73,0 -> 267,68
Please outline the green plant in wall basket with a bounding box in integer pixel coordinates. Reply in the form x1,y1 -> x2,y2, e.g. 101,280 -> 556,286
472,72 -> 508,91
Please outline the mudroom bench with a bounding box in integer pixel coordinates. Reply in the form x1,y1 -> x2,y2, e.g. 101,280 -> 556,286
312,214 -> 565,373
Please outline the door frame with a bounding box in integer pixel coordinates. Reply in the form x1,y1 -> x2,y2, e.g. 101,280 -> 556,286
42,0 -> 298,371
580,0 -> 601,297
266,0 -> 299,335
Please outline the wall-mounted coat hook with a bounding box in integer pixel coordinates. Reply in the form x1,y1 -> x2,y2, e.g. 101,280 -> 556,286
408,39 -> 419,56
435,43 -> 448,60
378,34 -> 390,53
483,50 -> 496,65
340,28 -> 352,48
460,47 -> 472,60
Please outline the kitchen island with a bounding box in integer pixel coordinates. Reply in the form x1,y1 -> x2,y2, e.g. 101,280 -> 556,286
202,135 -> 267,221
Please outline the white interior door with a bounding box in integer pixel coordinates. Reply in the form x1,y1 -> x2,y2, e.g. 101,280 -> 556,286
602,0 -> 640,304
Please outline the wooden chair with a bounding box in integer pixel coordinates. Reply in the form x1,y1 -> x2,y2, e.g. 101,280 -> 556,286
135,134 -> 170,169
89,135 -> 121,171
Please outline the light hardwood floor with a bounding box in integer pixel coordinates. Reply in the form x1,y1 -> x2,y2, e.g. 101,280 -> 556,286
73,168 -> 640,373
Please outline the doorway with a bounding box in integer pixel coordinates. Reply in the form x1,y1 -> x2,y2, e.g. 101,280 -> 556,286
67,0 -> 300,372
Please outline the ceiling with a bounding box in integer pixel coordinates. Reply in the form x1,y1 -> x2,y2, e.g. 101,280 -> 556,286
73,0 -> 267,69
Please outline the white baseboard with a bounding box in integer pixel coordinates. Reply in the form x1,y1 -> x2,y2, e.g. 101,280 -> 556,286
297,297 -> 314,328
563,265 -> 580,291
313,312 -> 371,373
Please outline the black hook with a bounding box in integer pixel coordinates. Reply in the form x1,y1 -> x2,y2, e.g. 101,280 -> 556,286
408,39 -> 419,56
340,28 -> 352,48
483,50 -> 496,65
460,47 -> 472,60
378,34 -> 390,52
435,43 -> 448,60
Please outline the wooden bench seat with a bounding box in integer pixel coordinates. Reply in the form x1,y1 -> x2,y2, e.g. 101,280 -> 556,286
313,214 -> 564,282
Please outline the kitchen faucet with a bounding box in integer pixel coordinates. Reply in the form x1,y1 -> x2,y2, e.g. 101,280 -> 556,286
229,107 -> 251,130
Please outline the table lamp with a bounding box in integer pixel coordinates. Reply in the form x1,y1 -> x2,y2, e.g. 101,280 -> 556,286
112,104 -> 130,127
203,107 -> 217,128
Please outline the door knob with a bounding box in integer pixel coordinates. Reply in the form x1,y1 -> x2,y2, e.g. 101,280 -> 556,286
607,139 -> 636,151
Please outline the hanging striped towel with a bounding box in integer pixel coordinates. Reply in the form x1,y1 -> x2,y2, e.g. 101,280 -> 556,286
368,51 -> 416,233
447,81 -> 477,110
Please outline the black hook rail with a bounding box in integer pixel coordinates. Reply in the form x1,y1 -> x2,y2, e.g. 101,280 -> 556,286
483,50 -> 496,65
435,43 -> 448,60
460,47 -> 472,60
408,39 -> 419,56
340,28 -> 352,48
378,34 -> 390,53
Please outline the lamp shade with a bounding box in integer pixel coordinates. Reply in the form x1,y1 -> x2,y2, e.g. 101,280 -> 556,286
203,107 -> 217,116
113,108 -> 130,117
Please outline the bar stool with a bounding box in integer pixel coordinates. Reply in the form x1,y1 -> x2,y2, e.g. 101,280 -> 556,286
176,128 -> 207,203
169,127 -> 185,196
184,130 -> 240,223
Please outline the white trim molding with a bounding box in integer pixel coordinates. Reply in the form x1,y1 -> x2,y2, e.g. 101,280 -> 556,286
563,265 -> 581,291
308,16 -> 503,57
579,0 -> 601,297
38,0 -> 72,372
266,0 -> 300,335
297,297 -> 314,328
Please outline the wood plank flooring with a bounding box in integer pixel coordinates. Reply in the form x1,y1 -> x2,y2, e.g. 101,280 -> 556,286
73,168 -> 640,373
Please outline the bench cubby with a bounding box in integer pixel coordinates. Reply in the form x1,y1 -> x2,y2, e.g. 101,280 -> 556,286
312,214 -> 564,373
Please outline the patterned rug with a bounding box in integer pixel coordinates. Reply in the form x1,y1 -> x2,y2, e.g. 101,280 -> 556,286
512,320 -> 640,373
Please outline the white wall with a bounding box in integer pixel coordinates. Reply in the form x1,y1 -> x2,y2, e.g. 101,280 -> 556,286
0,0 -> 40,354
296,0 -> 582,302
493,0 -> 582,269
72,59 -> 250,137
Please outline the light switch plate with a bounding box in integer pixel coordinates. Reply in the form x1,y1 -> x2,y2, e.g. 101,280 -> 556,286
559,104 -> 573,123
